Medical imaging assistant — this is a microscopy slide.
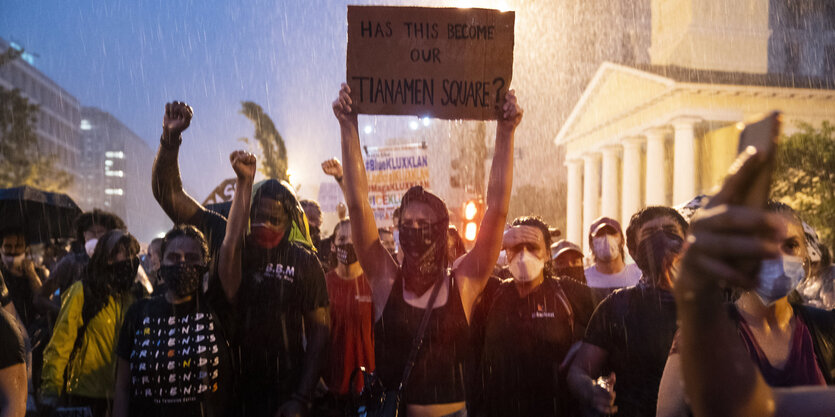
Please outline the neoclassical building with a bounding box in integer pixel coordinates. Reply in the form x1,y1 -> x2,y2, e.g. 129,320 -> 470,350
555,0 -> 835,250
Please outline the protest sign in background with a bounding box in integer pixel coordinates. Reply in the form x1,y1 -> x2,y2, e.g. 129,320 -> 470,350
347,6 -> 515,120
364,142 -> 430,225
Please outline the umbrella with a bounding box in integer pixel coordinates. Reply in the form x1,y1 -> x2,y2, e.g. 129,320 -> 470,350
0,186 -> 82,244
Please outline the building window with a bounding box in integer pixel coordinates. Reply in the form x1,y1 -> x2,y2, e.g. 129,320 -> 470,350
80,119 -> 92,130
105,170 -> 124,177
105,151 -> 125,159
105,188 -> 124,196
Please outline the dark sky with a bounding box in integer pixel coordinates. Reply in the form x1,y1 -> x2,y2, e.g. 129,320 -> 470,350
2,0 -> 464,201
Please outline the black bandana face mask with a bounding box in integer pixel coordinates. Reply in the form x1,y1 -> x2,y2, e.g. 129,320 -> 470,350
159,264 -> 208,297
635,230 -> 683,286
399,221 -> 448,288
335,244 -> 358,265
109,257 -> 140,291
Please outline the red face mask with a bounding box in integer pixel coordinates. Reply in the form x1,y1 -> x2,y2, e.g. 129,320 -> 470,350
251,223 -> 285,249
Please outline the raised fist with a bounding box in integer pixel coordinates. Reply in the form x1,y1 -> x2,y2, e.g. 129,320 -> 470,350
230,150 -> 257,181
332,83 -> 357,126
163,101 -> 193,137
321,158 -> 343,179
497,89 -> 523,135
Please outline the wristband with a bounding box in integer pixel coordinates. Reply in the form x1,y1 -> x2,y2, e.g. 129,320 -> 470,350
160,131 -> 182,149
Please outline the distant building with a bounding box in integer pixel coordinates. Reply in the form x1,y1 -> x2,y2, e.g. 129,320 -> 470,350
556,0 -> 835,250
79,107 -> 171,242
0,37 -> 82,199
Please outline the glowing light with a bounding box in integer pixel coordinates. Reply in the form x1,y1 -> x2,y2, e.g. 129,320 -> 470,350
409,120 -> 419,130
464,201 -> 477,220
287,168 -> 297,183
735,122 -> 746,130
465,222 -> 477,241
80,119 -> 92,130
422,117 -> 431,126
363,125 -> 373,134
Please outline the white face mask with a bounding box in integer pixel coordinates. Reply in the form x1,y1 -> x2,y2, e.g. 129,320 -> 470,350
755,255 -> 806,306
85,238 -> 99,258
509,249 -> 545,283
1,253 -> 25,268
592,235 -> 620,262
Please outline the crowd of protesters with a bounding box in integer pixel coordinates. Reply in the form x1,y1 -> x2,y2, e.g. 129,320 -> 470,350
0,87 -> 833,417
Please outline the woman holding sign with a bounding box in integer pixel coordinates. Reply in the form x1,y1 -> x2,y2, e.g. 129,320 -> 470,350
332,83 -> 521,417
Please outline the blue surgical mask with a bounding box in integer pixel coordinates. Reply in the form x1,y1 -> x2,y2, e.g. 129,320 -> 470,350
755,255 -> 806,306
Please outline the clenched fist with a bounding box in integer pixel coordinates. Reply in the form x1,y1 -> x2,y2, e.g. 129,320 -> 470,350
163,101 -> 193,140
230,150 -> 257,182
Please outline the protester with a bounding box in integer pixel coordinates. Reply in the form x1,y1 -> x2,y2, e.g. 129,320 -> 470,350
144,237 -> 164,291
551,239 -> 586,285
40,210 -> 127,309
657,201 -> 835,417
113,225 -> 233,417
301,199 -> 324,252
40,230 -> 141,415
567,206 -> 688,417
0,228 -> 47,332
0,297 -> 26,417
333,83 -> 521,416
584,217 -> 642,302
469,216 -> 594,417
321,218 -> 374,415
447,226 -> 467,267
378,228 -> 396,259
152,114 -> 329,417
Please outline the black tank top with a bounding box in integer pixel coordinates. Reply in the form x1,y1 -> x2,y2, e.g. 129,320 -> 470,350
374,272 -> 468,405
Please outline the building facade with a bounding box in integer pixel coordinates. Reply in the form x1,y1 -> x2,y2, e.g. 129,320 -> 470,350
80,107 -> 171,243
556,0 -> 835,251
0,37 -> 82,199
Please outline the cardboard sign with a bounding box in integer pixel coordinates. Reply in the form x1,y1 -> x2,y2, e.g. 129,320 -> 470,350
365,143 -> 430,224
347,6 -> 515,120
202,178 -> 237,205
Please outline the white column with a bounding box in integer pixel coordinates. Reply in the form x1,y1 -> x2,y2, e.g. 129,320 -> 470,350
621,136 -> 644,223
672,117 -> 701,205
600,145 -> 621,222
644,127 -> 668,206
565,158 -> 584,248
582,152 -> 601,252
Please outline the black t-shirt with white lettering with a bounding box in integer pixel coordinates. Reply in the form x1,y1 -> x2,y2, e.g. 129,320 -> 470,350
196,209 -> 329,407
117,292 -> 233,417
583,285 -> 678,417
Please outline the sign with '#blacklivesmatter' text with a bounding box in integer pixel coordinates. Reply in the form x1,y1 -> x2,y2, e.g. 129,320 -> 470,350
347,6 -> 515,120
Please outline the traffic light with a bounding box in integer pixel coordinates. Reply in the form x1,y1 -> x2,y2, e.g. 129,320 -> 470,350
462,199 -> 483,242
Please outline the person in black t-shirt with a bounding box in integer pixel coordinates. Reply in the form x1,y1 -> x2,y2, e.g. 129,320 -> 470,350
469,216 -> 594,417
0,228 -> 48,331
114,225 -> 233,417
567,206 -> 689,417
153,117 -> 330,417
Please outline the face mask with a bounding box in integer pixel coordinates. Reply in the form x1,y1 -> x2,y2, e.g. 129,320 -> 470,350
755,255 -> 805,306
109,257 -> 140,290
251,223 -> 285,249
509,249 -> 545,283
592,235 -> 620,262
555,265 -> 586,283
635,230 -> 683,286
159,264 -> 208,297
1,253 -> 24,268
336,244 -> 358,265
399,222 -> 448,292
85,238 -> 99,257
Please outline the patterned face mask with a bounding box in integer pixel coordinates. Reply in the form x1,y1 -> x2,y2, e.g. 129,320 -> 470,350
335,244 -> 358,265
159,264 -> 208,297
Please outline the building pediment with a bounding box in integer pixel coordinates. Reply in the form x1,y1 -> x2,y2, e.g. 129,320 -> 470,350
555,62 -> 676,146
